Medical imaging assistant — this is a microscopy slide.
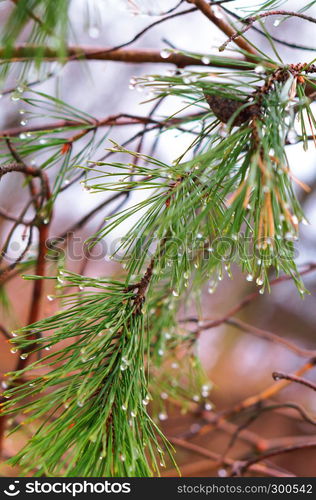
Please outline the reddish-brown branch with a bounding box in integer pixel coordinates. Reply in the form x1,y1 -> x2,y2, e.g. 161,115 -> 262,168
168,436 -> 294,477
5,138 -> 39,211
0,112 -> 204,139
234,441 -> 316,476
162,458 -> 295,478
220,10 -> 316,52
0,161 -> 51,454
186,0 -> 257,58
0,45 -> 246,68
225,317 -> 316,359
0,208 -> 32,226
272,371 -> 316,392
226,358 -> 316,418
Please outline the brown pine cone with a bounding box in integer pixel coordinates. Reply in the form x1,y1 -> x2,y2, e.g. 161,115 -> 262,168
204,93 -> 260,126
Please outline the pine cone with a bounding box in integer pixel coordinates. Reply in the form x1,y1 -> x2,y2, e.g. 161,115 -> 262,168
204,93 -> 260,126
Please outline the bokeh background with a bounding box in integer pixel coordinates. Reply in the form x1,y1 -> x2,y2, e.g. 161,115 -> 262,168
0,0 -> 315,476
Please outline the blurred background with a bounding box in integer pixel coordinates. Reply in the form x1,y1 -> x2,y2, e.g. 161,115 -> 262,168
0,0 -> 315,477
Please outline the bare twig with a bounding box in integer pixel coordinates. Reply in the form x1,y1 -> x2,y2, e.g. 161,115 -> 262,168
168,436 -> 295,477
186,0 -> 258,57
233,441 -> 316,476
220,10 -> 316,52
225,358 -> 316,417
0,45 -> 246,68
272,372 -> 316,392
225,317 -> 316,359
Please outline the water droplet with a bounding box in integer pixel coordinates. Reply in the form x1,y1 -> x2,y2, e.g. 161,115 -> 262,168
160,392 -> 168,400
285,232 -> 295,242
172,290 -> 179,297
254,65 -> 265,74
193,395 -> 200,402
77,400 -> 84,407
39,138 -> 47,145
164,332 -> 172,340
158,349 -> 164,356
207,247 -> 214,252
171,362 -> 179,369
79,285 -> 85,291
201,56 -> 210,65
122,404 -> 127,411
19,133 -> 27,140
119,454 -> 126,462
10,348 -> 18,354
273,18 -> 281,27
292,215 -> 299,225
204,402 -> 213,411
1,381 -> 8,389
218,468 -> 228,477
11,331 -> 18,337
11,92 -> 20,102
259,288 -> 265,295
47,295 -> 55,301
219,127 -> 227,138
287,129 -> 298,144
256,277 -> 264,286
160,49 -> 170,59
20,353 -> 28,360
88,26 -> 100,39
44,346 -> 51,351
158,412 -> 168,421
142,396 -> 150,406
246,274 -> 253,282
130,410 -> 136,418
